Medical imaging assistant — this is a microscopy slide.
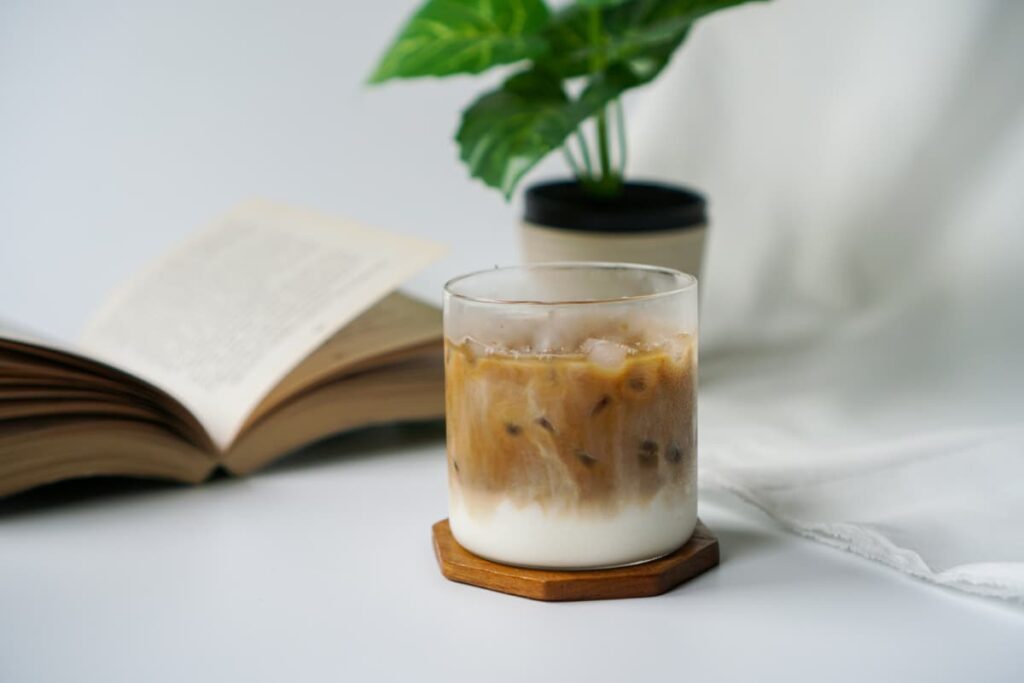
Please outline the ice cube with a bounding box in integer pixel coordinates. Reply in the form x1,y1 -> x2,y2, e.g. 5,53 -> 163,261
581,338 -> 631,369
663,333 -> 693,362
531,317 -> 570,353
461,336 -> 491,361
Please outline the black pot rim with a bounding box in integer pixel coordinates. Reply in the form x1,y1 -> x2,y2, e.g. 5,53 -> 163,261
523,179 -> 707,234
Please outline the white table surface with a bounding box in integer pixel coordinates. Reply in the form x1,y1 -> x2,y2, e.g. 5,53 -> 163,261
1,2 -> 1022,681
1,425 -> 1022,682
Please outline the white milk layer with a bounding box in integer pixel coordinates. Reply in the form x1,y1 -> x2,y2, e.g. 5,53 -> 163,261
449,487 -> 697,569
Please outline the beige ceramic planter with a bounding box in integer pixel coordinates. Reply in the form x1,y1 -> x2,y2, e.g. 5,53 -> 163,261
519,181 -> 708,281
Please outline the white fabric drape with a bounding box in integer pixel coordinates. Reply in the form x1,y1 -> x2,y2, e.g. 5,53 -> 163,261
631,0 -> 1024,600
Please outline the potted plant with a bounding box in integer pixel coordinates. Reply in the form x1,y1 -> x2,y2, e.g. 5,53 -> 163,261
369,0 -> 766,278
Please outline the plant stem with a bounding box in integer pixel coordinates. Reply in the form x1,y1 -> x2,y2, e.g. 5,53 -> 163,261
575,129 -> 594,179
587,6 -> 619,196
562,146 -> 583,180
596,108 -> 613,184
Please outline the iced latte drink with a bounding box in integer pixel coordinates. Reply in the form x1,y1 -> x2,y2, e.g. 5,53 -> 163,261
443,264 -> 698,569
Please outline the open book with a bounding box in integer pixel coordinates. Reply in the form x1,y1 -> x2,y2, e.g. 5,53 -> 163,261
0,201 -> 446,498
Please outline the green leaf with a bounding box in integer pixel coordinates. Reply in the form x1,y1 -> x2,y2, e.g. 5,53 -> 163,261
456,70 -> 569,197
456,65 -> 642,197
542,0 -> 767,81
369,0 -> 552,83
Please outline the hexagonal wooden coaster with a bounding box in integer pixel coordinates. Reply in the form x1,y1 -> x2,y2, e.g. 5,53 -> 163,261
432,518 -> 719,602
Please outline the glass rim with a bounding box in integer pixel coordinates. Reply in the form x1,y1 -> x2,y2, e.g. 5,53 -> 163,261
443,262 -> 698,306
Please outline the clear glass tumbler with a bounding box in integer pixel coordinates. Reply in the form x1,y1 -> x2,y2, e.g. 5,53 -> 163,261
443,263 -> 698,569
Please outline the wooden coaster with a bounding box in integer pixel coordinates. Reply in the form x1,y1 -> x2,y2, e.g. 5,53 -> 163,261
432,518 -> 719,602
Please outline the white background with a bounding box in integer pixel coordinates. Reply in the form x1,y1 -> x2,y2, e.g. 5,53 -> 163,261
1,1 -> 516,339
2,1 -> 1023,681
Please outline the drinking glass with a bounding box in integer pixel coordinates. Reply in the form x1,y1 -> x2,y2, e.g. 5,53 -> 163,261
443,263 -> 698,569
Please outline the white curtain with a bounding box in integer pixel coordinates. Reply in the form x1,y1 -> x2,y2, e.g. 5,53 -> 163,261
631,0 -> 1024,600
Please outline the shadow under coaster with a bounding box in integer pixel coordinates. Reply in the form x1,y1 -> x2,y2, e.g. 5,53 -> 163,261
432,518 -> 719,602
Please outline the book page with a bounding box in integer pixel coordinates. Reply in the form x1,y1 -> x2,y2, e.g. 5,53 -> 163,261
240,292 -> 441,429
79,200 -> 444,449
